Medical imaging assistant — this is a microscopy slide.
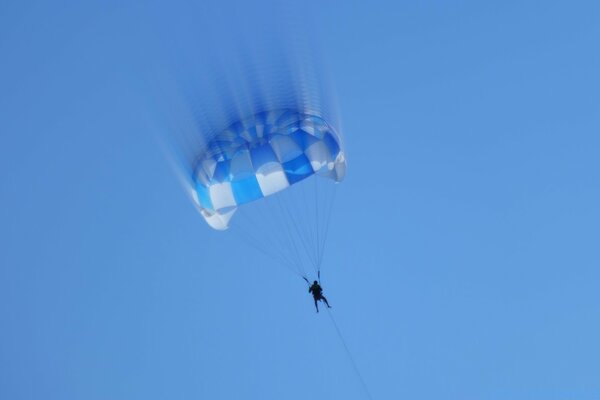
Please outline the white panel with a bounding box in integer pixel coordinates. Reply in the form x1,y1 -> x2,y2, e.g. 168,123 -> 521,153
304,141 -> 330,172
300,121 -> 317,136
202,158 -> 217,179
200,207 -> 236,230
265,110 -> 282,125
256,162 -> 289,196
220,129 -> 238,141
256,124 -> 265,138
270,135 -> 302,163
333,152 -> 347,182
209,182 -> 236,210
194,168 -> 209,186
240,129 -> 254,142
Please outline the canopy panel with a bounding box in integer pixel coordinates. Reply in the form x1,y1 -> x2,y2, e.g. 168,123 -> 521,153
192,109 -> 346,230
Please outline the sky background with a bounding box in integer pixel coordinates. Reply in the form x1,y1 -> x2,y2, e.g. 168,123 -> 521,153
1,1 -> 600,399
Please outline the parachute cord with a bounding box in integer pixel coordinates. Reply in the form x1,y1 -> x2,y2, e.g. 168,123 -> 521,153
326,308 -> 374,400
272,197 -> 308,275
231,222 -> 304,278
266,195 -> 308,277
234,205 -> 305,276
315,174 -> 320,272
276,194 -> 319,272
316,184 -> 337,273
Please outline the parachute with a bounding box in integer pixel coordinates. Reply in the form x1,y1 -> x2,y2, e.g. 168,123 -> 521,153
191,109 -> 346,277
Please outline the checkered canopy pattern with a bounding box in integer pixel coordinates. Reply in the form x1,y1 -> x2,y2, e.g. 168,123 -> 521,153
192,109 -> 346,230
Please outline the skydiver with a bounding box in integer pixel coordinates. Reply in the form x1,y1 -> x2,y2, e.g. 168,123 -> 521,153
308,280 -> 331,313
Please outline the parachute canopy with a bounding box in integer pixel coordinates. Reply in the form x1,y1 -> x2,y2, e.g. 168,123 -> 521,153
192,109 -> 346,230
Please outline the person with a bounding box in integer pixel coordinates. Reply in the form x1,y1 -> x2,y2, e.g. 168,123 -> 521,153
308,280 -> 331,313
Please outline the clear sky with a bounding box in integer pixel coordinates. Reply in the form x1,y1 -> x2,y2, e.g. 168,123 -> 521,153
1,1 -> 599,399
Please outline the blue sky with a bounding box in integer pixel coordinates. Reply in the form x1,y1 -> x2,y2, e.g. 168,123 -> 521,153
1,1 -> 599,399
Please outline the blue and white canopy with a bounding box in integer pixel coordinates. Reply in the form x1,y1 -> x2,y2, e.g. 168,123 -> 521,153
192,109 -> 346,230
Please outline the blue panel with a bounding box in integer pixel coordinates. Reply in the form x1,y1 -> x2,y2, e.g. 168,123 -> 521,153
249,143 -> 278,168
231,176 -> 264,205
283,153 -> 314,184
211,141 -> 237,161
261,124 -> 273,137
253,111 -> 267,126
195,183 -> 214,210
230,120 -> 244,135
243,126 -> 257,141
275,109 -> 297,124
322,132 -> 340,157
290,130 -> 320,150
211,160 -> 231,182
210,139 -> 233,150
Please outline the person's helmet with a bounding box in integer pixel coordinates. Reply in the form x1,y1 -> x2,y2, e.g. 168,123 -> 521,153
314,281 -> 318,285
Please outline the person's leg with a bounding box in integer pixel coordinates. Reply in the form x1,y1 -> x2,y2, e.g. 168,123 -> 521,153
321,296 -> 331,308
314,297 -> 319,313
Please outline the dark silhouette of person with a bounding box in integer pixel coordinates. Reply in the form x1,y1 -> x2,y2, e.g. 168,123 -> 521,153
309,280 -> 331,313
